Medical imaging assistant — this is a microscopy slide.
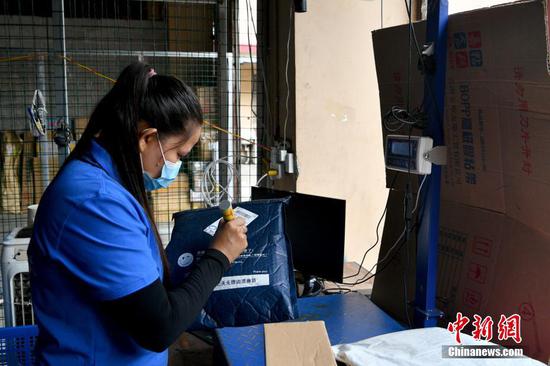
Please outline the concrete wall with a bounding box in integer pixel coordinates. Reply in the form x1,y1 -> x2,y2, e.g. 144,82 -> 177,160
294,1 -> 408,266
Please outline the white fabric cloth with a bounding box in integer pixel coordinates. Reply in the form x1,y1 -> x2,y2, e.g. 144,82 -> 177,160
332,327 -> 545,366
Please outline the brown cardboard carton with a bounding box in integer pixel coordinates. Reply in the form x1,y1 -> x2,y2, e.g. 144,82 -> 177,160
374,0 -> 550,235
371,194 -> 550,361
372,3 -> 550,361
438,200 -> 550,362
0,131 -> 23,213
264,321 -> 336,366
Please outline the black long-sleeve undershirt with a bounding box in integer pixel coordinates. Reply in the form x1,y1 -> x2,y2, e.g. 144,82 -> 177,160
102,248 -> 230,352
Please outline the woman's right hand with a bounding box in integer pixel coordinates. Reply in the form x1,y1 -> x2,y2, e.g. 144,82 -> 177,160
210,217 -> 248,263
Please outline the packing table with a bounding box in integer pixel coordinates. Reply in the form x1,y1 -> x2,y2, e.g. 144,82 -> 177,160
216,292 -> 405,365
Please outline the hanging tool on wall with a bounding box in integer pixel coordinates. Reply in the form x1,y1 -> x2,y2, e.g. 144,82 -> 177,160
53,117 -> 72,150
27,90 -> 47,137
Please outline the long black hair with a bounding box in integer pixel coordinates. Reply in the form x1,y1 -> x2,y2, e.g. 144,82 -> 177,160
64,62 -> 203,284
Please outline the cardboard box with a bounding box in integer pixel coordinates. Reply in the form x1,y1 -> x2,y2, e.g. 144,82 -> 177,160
373,0 -> 550,236
438,200 -> 550,362
372,3 -> 550,361
0,131 -> 23,214
372,195 -> 550,362
264,321 -> 336,366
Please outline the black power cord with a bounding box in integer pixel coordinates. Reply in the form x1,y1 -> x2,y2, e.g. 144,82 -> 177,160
342,172 -> 398,281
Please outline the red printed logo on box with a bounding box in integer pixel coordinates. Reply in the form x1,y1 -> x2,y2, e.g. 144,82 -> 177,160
468,263 -> 488,284
463,288 -> 482,311
519,303 -> 535,321
468,31 -> 482,48
448,51 -> 455,69
473,236 -> 492,257
455,51 -> 469,68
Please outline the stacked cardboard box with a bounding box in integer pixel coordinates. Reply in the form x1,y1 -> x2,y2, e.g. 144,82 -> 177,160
372,1 -> 550,361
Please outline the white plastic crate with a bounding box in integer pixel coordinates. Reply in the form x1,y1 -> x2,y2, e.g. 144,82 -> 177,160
1,227 -> 33,327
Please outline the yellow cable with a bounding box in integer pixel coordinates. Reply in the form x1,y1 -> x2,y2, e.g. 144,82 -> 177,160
0,54 -> 34,63
203,121 -> 271,152
0,53 -> 271,152
60,55 -> 117,84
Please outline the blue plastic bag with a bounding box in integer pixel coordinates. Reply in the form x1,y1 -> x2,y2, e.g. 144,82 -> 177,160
165,198 -> 299,329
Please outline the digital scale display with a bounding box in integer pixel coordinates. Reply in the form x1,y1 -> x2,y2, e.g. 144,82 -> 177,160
389,140 -> 417,157
386,138 -> 419,171
385,135 -> 434,175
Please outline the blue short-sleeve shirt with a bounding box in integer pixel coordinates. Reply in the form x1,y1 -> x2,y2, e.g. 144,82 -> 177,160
29,139 -> 167,365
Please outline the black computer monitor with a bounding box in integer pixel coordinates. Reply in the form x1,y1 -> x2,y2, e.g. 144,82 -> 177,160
251,187 -> 346,283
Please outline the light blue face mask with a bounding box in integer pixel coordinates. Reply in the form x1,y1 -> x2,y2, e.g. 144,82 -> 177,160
143,134 -> 182,191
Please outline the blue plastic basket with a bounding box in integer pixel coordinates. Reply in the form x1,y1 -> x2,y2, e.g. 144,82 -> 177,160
0,326 -> 38,366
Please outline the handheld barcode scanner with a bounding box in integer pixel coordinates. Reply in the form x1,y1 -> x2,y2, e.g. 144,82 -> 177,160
219,200 -> 235,222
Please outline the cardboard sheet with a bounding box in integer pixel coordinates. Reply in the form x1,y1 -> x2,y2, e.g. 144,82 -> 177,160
265,321 -> 336,366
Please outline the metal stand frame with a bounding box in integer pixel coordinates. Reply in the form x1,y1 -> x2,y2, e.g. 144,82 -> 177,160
414,0 -> 448,328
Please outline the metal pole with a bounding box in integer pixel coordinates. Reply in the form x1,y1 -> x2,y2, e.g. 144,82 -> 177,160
52,0 -> 70,165
227,54 -> 235,201
233,1 -> 241,201
36,55 -> 50,190
414,0 -> 448,328
216,0 -> 229,201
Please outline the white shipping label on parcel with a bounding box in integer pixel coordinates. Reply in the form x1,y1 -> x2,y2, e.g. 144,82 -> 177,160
213,274 -> 270,291
203,207 -> 259,236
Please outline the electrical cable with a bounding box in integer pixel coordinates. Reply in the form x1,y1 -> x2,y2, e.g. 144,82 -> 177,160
200,157 -> 238,207
343,173 -> 398,280
341,228 -> 407,286
344,220 -> 421,288
402,0 -> 442,125
412,174 -> 427,214
383,105 -> 426,133
203,120 -> 272,152
245,0 -> 273,136
322,280 -> 354,295
255,173 -> 269,187
283,1 -> 292,146
340,174 -> 428,287
34,53 -> 271,152
245,0 -> 257,119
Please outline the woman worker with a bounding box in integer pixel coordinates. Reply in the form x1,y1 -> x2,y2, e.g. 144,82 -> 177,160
28,62 -> 248,365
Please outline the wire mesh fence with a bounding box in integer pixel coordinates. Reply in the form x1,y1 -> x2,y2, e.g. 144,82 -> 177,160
0,0 -> 266,325
0,0 -> 265,243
